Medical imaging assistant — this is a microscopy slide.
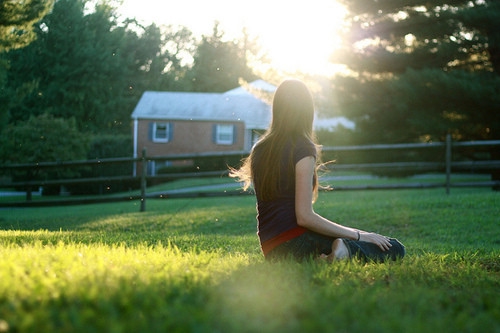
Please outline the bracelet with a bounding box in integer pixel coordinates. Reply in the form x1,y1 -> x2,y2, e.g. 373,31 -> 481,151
356,231 -> 360,241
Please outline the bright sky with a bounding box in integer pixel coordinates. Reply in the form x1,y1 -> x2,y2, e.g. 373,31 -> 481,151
117,0 -> 347,75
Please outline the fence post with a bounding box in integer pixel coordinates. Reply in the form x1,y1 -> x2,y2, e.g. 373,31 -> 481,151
25,168 -> 32,202
140,148 -> 147,212
445,134 -> 452,194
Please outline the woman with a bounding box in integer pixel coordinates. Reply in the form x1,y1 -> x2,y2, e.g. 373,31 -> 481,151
230,79 -> 405,262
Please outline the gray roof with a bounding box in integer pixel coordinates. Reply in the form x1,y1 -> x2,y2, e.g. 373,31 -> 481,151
131,81 -> 273,130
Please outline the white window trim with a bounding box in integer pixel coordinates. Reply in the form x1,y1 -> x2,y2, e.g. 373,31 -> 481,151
215,124 -> 234,145
153,122 -> 170,143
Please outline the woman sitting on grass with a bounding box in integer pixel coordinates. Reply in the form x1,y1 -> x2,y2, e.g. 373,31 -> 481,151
230,79 -> 405,262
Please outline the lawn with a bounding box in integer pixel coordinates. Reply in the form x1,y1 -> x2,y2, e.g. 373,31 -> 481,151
0,187 -> 499,332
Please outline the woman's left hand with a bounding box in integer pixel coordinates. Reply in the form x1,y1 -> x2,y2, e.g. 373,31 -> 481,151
359,232 -> 392,251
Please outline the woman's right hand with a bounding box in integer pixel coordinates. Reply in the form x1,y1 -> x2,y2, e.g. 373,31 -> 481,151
359,232 -> 392,251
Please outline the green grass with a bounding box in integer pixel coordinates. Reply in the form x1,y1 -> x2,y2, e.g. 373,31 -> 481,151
1,188 -> 499,332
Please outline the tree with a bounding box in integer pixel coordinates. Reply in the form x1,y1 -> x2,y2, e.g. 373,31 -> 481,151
332,0 -> 500,143
0,0 -> 54,52
460,1 -> 500,75
334,0 -> 497,74
0,113 -> 89,188
0,0 -> 54,129
133,24 -> 196,92
335,68 -> 500,143
3,0 -> 189,135
0,113 -> 90,196
0,113 -> 88,163
189,22 -> 257,92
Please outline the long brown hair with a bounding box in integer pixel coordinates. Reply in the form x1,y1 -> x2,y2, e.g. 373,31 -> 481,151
230,79 -> 321,201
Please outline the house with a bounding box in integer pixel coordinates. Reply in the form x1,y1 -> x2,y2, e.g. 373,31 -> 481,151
131,80 -> 273,175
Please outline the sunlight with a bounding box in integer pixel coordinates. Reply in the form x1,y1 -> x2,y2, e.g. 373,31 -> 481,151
239,1 -> 348,75
118,0 -> 348,75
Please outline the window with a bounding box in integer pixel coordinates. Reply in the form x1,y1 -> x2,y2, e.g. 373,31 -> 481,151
152,122 -> 172,143
214,124 -> 235,145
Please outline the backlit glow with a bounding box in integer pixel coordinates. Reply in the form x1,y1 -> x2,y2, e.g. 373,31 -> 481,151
118,0 -> 347,75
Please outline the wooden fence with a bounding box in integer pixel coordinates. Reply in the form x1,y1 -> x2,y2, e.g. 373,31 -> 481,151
1,134 -> 499,210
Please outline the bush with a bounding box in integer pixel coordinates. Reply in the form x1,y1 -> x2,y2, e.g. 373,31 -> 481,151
0,114 -> 89,191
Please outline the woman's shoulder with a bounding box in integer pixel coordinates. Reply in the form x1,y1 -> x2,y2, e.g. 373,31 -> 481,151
294,137 -> 317,162
295,136 -> 317,151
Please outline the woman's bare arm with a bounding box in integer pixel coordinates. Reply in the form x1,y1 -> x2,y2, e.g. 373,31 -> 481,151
295,156 -> 391,251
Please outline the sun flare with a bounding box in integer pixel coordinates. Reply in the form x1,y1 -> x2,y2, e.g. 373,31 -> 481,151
119,0 -> 347,75
249,1 -> 348,75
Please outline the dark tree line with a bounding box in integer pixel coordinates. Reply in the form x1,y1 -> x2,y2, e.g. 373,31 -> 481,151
2,0 -> 499,168
331,0 -> 500,144
0,0 -> 258,165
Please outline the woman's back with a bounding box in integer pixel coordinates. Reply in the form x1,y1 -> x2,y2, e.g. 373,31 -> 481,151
252,137 -> 316,245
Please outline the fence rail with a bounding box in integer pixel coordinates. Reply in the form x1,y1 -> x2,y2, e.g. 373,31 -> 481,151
1,135 -> 499,210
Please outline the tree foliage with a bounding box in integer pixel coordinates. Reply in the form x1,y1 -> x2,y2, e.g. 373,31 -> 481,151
189,23 -> 257,92
332,0 -> 500,143
0,0 -> 54,129
336,68 -> 499,143
2,0 -> 160,134
335,0 -> 498,74
0,0 -> 54,52
1,1 -> 259,157
0,113 -> 87,164
0,0 -> 262,168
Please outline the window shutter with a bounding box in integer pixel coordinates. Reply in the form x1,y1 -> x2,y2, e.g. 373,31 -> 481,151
232,125 -> 237,144
168,123 -> 174,141
148,122 -> 154,141
212,124 -> 217,143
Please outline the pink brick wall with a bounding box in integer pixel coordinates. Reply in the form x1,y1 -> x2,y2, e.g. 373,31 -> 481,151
136,119 -> 245,157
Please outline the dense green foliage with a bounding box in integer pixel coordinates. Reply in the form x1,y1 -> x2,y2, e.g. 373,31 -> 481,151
332,0 -> 500,143
2,0 -> 499,166
0,0 -> 55,128
2,0 -> 174,134
0,0 -> 54,52
0,113 -> 89,195
0,0 -> 257,164
0,113 -> 88,165
336,0 -> 499,74
0,188 -> 499,332
189,23 -> 258,92
0,112 -> 88,193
